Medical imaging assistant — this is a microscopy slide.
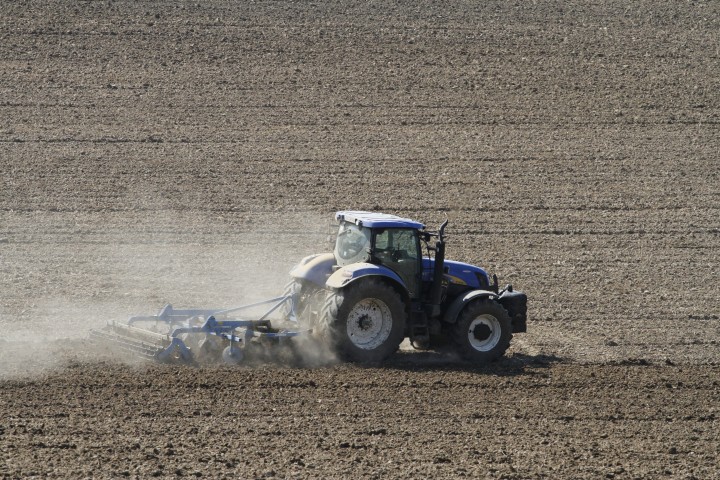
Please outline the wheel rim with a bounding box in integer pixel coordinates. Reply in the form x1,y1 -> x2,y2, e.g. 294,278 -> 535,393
467,314 -> 502,352
346,298 -> 393,350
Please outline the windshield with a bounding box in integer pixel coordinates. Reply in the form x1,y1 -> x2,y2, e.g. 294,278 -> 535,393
334,222 -> 371,265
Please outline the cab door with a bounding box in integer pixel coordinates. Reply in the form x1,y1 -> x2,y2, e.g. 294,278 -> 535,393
372,228 -> 422,299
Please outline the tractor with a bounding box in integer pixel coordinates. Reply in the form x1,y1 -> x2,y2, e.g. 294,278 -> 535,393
90,210 -> 526,366
285,211 -> 527,363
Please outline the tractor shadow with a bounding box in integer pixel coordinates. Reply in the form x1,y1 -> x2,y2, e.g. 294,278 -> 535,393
381,349 -> 564,376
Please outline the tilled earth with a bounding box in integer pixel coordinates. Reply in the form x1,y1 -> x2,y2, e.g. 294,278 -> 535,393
1,1 -> 719,478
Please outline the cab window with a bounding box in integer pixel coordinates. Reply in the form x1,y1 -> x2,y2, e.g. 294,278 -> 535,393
374,229 -> 419,260
334,222 -> 371,266
373,228 -> 421,296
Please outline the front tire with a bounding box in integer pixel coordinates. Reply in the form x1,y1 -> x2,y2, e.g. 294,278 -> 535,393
452,299 -> 512,363
319,278 -> 406,363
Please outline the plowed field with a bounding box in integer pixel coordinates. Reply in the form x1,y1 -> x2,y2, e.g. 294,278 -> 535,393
1,1 -> 719,478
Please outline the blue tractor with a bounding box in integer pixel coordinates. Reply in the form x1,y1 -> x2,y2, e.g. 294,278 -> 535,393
286,211 -> 527,364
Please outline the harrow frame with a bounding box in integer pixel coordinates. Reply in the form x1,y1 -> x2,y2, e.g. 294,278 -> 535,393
90,295 -> 311,364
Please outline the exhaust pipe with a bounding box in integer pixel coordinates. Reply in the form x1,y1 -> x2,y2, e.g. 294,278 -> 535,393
428,219 -> 448,316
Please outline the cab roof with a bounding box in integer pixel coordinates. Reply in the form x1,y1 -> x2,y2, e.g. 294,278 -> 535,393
335,211 -> 425,230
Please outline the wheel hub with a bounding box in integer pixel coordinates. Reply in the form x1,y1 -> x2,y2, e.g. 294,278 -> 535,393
358,314 -> 375,331
472,323 -> 492,342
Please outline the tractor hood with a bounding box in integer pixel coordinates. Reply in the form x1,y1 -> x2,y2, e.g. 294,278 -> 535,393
422,258 -> 490,289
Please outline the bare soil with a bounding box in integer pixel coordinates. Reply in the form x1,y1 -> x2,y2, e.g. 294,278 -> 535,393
1,1 -> 719,478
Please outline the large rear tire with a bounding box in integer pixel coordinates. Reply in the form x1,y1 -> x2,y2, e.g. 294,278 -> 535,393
281,279 -> 322,328
319,278 -> 406,363
452,299 -> 512,363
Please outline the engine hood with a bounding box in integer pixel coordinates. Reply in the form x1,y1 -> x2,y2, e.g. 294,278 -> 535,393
422,257 -> 490,289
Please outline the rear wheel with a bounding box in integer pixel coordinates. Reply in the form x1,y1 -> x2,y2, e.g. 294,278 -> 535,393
281,280 -> 301,320
319,278 -> 405,363
281,279 -> 322,327
452,299 -> 512,363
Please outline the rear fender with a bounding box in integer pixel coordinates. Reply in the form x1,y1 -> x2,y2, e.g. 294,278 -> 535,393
326,263 -> 407,293
289,253 -> 336,288
442,289 -> 498,324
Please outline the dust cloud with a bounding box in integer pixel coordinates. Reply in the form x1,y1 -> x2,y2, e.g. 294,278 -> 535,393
0,210 -> 340,379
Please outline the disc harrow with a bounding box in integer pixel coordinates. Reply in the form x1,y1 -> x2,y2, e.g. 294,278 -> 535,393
89,296 -> 311,365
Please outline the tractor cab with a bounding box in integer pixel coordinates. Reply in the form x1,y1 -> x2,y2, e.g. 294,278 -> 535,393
334,211 -> 424,298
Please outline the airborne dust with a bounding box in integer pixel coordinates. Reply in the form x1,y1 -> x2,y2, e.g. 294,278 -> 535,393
0,211 -> 339,379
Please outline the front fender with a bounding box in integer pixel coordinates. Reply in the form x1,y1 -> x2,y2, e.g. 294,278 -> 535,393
442,289 -> 498,324
326,263 -> 407,291
289,253 -> 336,287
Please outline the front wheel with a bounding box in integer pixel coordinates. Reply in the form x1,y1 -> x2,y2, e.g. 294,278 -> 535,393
319,278 -> 406,363
452,299 -> 512,363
